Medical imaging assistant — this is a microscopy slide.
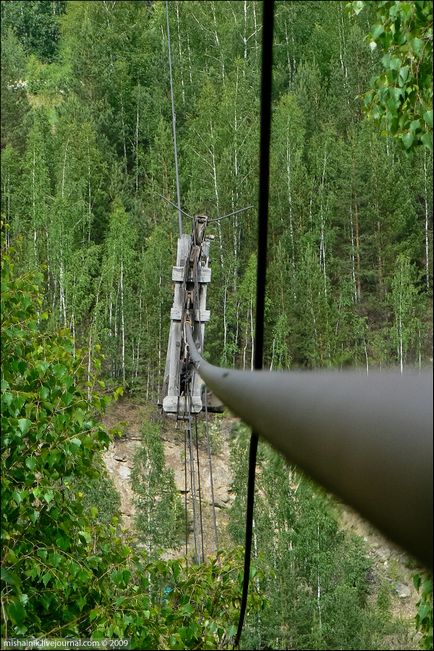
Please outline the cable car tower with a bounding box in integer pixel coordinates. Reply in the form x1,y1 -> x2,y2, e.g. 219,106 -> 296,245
162,217 -> 211,415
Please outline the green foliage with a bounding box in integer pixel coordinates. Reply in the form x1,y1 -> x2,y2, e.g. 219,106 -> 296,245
1,0 -> 431,378
0,28 -> 30,150
80,462 -> 121,526
351,1 -> 433,150
414,572 -> 433,650
229,425 -> 401,650
1,1 -> 66,63
390,253 -> 422,370
0,2 -> 432,645
1,241 -> 250,648
131,421 -> 184,556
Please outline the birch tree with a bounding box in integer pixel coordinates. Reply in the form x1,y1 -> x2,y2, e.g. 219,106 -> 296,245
391,253 -> 421,373
100,199 -> 137,386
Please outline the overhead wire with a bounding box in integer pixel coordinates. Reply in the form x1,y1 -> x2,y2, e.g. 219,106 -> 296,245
234,1 -> 274,648
165,1 -> 183,237
207,205 -> 253,223
157,193 -> 193,222
158,192 -> 252,226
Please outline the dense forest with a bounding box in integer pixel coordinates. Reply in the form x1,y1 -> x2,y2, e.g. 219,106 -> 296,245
1,1 -> 433,649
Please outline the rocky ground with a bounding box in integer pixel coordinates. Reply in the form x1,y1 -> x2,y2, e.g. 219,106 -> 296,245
102,397 -> 423,648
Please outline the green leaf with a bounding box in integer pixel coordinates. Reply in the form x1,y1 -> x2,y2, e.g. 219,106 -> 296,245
43,490 -> 54,503
399,66 -> 410,85
411,37 -> 423,56
422,578 -> 433,593
6,599 -> 26,625
29,509 -> 40,524
381,53 -> 391,68
421,133 -> 433,151
2,392 -> 13,408
77,595 -> 87,611
353,1 -> 364,16
78,530 -> 92,544
55,535 -> 71,551
402,132 -> 414,149
389,56 -> 401,71
39,386 -> 50,400
41,571 -> 52,587
25,457 -> 37,471
12,489 -> 24,505
17,418 -> 31,435
180,603 -> 194,617
1,568 -> 22,590
371,24 -> 384,39
423,110 -> 433,128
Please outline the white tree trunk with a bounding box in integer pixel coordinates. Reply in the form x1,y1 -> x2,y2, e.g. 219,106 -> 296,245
423,151 -> 430,291
120,259 -> 126,386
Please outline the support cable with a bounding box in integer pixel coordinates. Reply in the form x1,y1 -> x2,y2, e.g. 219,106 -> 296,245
187,390 -> 199,563
194,414 -> 206,563
234,1 -> 274,647
158,193 -> 193,222
184,425 -> 189,561
190,247 -> 205,563
165,1 -> 183,237
204,386 -> 219,551
191,235 -> 218,558
207,205 -> 253,223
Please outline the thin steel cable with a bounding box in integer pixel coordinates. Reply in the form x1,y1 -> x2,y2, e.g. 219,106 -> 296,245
165,1 -> 183,237
191,227 -> 218,560
180,353 -> 189,564
158,193 -> 193,222
208,205 -> 253,223
234,1 -> 274,648
204,386 -> 219,551
187,390 -> 199,563
189,241 -> 204,563
194,414 -> 206,563
184,424 -> 189,561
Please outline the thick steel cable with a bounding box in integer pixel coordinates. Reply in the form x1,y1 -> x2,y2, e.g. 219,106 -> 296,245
165,1 -> 183,237
234,1 -> 274,648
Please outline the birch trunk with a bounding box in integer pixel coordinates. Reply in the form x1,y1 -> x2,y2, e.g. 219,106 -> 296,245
120,259 -> 126,386
423,151 -> 430,291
